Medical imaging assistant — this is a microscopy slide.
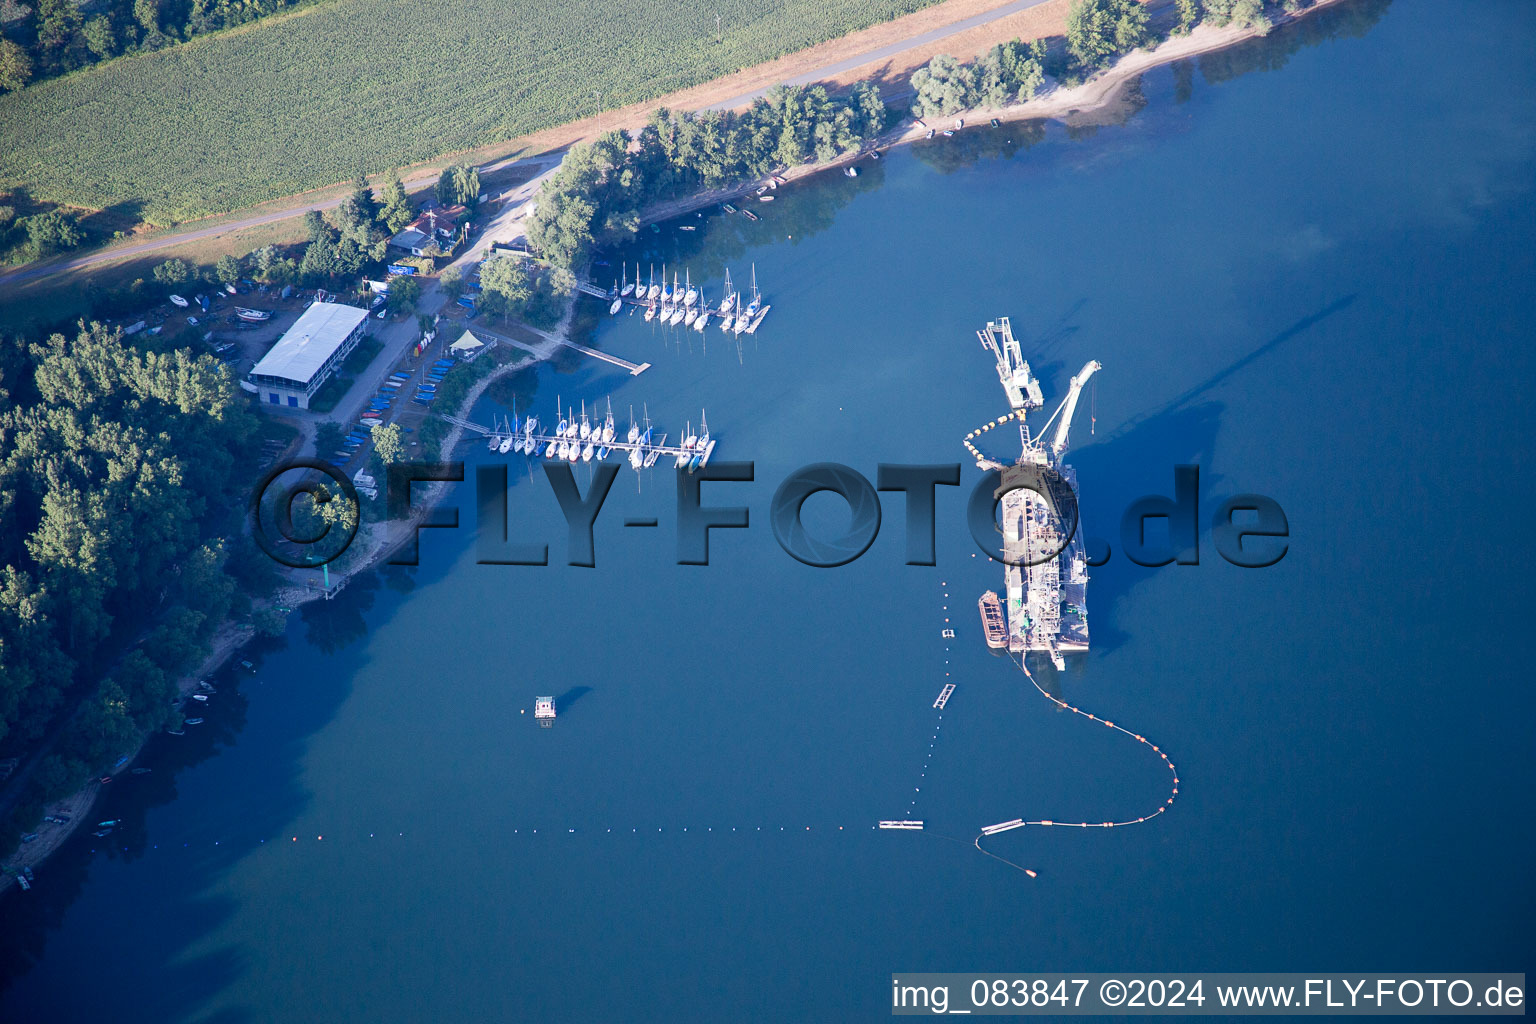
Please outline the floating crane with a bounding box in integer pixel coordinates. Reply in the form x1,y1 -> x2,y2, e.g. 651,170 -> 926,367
977,317 -> 1043,412
968,321 -> 1101,671
1036,360 -> 1102,460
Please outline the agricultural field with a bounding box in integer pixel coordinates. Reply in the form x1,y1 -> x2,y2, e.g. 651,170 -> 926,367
0,0 -> 936,227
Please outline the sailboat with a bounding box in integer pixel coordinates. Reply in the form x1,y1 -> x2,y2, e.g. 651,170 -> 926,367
667,274 -> 686,324
745,264 -> 761,317
620,265 -> 634,298
601,399 -> 616,443
693,294 -> 709,331
683,270 -> 698,308
646,265 -> 660,302
675,423 -> 695,467
579,401 -> 591,441
690,410 -> 711,469
660,266 -> 672,305
627,407 -> 640,445
609,295 -> 622,315
545,437 -> 559,458
734,265 -> 759,335
720,269 -> 736,314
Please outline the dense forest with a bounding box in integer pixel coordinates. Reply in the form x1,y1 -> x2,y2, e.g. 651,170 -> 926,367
524,82 -> 889,270
0,322 -> 276,850
0,0 -> 316,92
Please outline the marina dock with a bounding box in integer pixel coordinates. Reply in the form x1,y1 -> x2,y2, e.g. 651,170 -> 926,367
587,262 -> 773,336
443,401 -> 719,471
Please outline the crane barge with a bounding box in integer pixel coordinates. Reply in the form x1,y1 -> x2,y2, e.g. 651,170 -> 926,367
967,317 -> 1101,670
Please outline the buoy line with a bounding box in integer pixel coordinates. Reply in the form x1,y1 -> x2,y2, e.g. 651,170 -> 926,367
968,652 -> 1180,878
962,408 -> 1029,466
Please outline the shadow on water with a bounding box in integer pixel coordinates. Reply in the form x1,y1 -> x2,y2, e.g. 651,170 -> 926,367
0,572 -> 393,1021
555,686 -> 593,715
1069,295 -> 1358,655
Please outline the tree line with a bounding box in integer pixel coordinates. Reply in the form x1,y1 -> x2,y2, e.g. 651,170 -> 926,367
525,82 -> 889,269
0,321 -> 278,851
904,0 -> 1310,116
1065,0 -> 1303,75
0,0 -> 320,93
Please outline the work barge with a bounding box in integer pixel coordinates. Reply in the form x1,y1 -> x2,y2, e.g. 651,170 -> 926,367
966,317 -> 1101,671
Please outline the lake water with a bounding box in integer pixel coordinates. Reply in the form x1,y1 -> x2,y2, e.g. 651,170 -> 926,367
4,1 -> 1534,1018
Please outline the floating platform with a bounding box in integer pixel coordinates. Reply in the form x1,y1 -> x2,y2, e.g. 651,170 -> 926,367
933,683 -> 955,709
980,818 -> 1025,836
877,820 -> 924,830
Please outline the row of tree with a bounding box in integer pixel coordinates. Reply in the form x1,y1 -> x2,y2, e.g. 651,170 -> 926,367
910,40 -> 1048,119
526,82 -> 889,269
911,0 -> 1302,103
0,321 -> 277,848
1066,0 -> 1296,74
154,171 -> 422,292
0,0 -> 316,92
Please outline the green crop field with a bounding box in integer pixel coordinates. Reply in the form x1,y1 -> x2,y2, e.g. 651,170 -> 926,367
0,0 -> 935,226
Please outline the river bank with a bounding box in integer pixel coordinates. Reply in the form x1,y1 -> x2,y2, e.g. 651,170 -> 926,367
632,2 -> 1348,228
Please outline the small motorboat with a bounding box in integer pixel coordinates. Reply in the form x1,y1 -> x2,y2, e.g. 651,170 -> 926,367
185,717 -> 204,725
169,294 -> 189,308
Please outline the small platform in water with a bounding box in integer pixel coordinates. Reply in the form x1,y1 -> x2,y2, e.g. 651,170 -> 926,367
933,683 -> 955,709
978,590 -> 1007,649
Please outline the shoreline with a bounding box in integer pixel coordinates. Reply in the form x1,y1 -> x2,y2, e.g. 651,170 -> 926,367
0,0 -> 1343,896
630,1 -> 1348,227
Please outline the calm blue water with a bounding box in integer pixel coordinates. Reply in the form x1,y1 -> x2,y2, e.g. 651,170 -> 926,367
4,1 -> 1534,1018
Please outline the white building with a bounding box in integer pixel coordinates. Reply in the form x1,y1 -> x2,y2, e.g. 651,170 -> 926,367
248,303 -> 369,409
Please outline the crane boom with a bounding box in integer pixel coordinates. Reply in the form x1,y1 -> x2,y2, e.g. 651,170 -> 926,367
1047,360 -> 1102,459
